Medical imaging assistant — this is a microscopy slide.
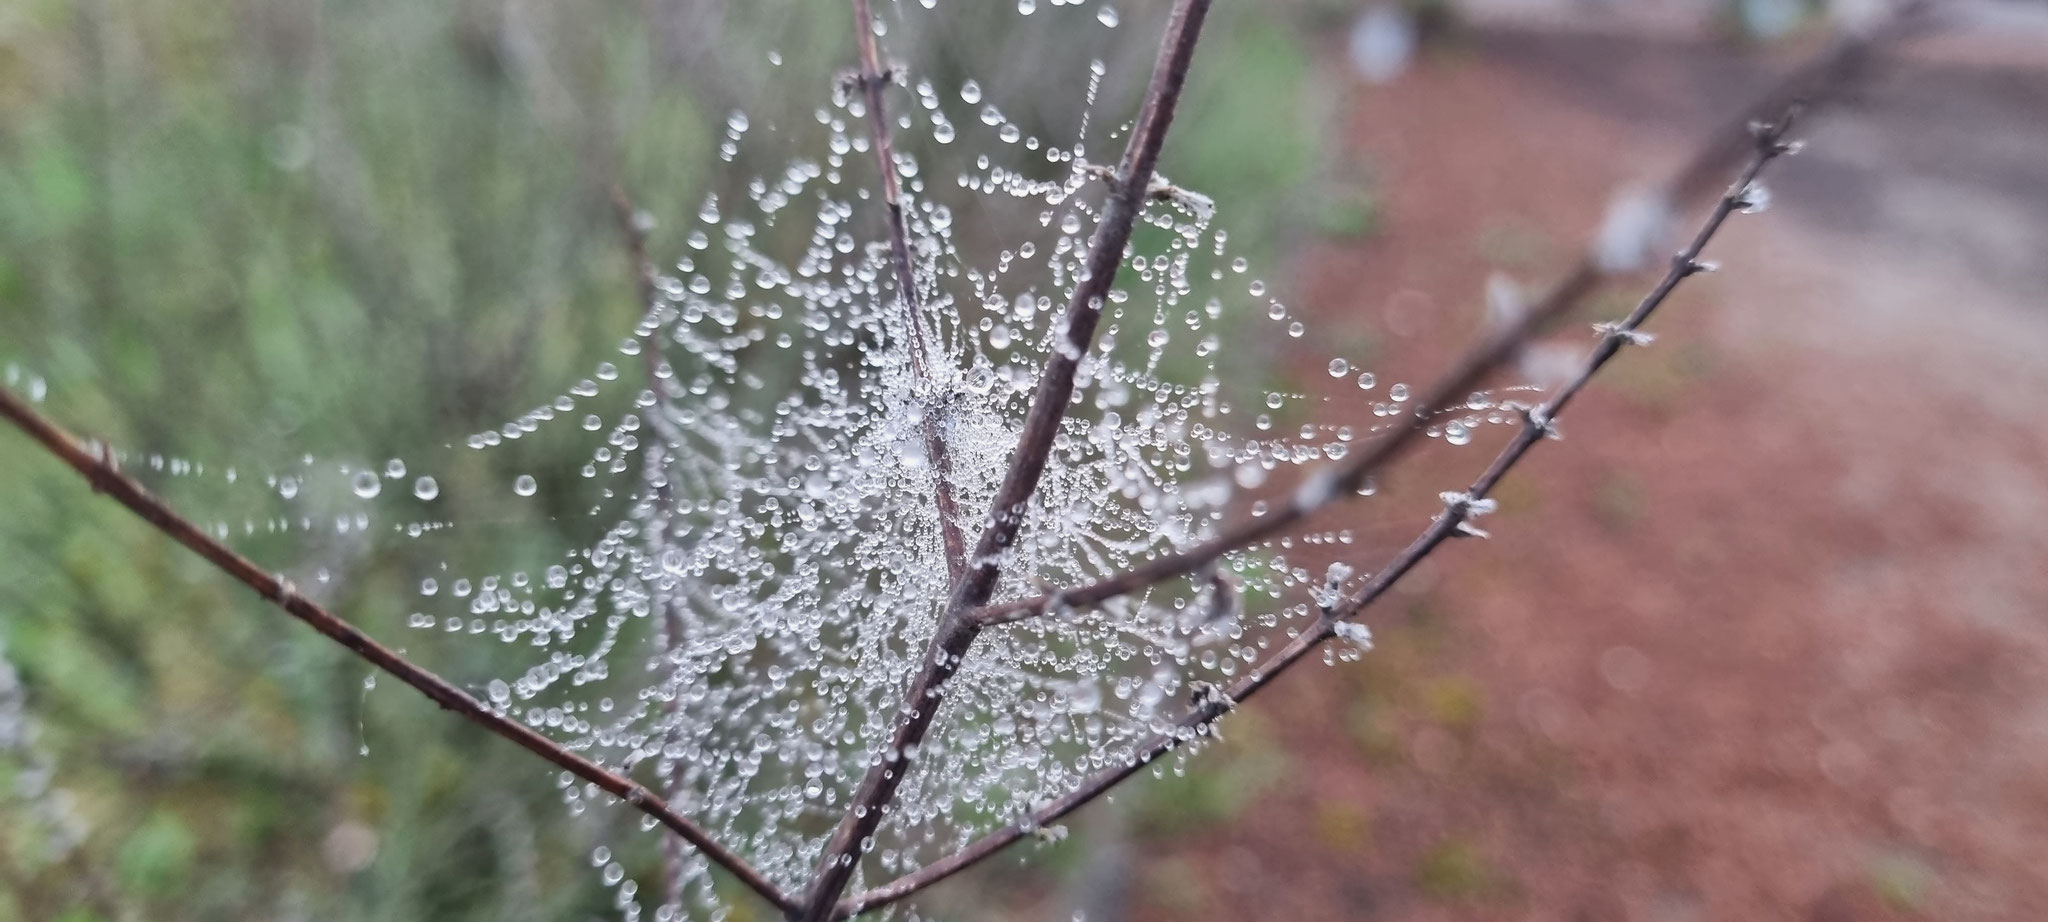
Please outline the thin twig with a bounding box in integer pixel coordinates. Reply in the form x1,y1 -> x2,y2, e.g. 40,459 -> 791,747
837,108 -> 1807,920
965,12 -> 1917,630
0,389 -> 798,914
847,0 -> 969,582
795,2 -> 1215,918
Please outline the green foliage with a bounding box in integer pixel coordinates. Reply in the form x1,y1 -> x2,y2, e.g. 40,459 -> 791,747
0,1 -> 1329,918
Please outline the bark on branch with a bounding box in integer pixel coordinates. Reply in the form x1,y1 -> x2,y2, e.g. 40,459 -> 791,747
0,389 -> 798,913
794,2 -> 1216,918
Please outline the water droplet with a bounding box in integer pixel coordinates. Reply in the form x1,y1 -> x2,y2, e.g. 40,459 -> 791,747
1389,383 -> 1411,402
1445,422 -> 1472,446
351,471 -> 382,499
961,80 -> 983,104
413,476 -> 439,501
385,458 -> 406,479
1740,182 -> 1772,215
1356,371 -> 1377,390
1060,214 -> 1083,235
1328,358 -> 1348,377
1016,0 -> 1035,14
1097,6 -> 1119,27
487,679 -> 511,705
514,475 -> 538,497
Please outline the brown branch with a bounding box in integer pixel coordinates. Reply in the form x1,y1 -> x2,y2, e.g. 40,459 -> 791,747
794,2 -> 1215,919
965,12 -> 1917,631
837,107 -> 1808,920
0,390 -> 798,915
846,0 -> 969,583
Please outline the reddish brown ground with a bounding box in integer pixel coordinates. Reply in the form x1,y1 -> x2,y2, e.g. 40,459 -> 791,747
1107,28 -> 2048,922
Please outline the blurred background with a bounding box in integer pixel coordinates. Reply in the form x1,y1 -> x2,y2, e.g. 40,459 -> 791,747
2,0 -> 2045,920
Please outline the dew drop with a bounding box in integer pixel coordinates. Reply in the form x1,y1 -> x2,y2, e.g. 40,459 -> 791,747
351,471 -> 382,499
413,476 -> 439,501
1097,6 -> 1119,27
1327,358 -> 1348,378
961,80 -> 983,104
514,475 -> 538,497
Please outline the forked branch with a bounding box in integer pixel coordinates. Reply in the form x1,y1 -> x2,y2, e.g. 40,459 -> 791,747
796,2 -> 1215,918
838,107 -> 1809,920
0,390 -> 798,914
965,10 -> 1919,630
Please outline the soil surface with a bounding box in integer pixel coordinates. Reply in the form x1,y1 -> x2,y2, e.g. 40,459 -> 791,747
1116,26 -> 2048,922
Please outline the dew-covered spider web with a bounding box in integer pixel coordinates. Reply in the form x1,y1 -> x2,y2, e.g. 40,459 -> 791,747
0,2 -> 1532,918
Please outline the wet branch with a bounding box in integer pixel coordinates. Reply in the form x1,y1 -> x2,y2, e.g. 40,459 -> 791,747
964,13 -> 1913,631
0,388 -> 799,914
847,0 -> 969,582
838,108 -> 1807,920
794,2 -> 1215,919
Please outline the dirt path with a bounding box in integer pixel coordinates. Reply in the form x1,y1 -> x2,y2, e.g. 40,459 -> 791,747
1127,28 -> 2048,922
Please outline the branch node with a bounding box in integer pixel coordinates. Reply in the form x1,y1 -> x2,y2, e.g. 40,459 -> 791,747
1440,491 -> 1498,540
1593,321 -> 1657,347
1330,619 -> 1374,651
1522,405 -> 1562,441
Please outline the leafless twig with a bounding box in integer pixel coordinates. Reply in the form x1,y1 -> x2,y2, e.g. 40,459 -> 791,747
0,389 -> 798,914
835,105 -> 1810,921
793,2 -> 1216,918
847,0 -> 970,582
964,10 -> 1919,631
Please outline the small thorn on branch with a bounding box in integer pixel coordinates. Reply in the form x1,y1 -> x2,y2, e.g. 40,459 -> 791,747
1330,620 -> 1373,651
1592,321 -> 1657,347
1440,490 -> 1498,540
1076,159 -> 1215,221
1522,405 -> 1562,441
1188,680 -> 1235,726
1309,562 -> 1352,613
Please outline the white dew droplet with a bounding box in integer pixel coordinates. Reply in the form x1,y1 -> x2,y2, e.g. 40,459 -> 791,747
1327,358 -> 1348,378
413,476 -> 439,501
351,471 -> 382,499
384,458 -> 406,479
1097,6 -> 1119,27
514,475 -> 537,497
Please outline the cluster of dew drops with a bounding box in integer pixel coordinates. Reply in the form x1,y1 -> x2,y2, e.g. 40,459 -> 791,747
0,5 -> 1522,917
